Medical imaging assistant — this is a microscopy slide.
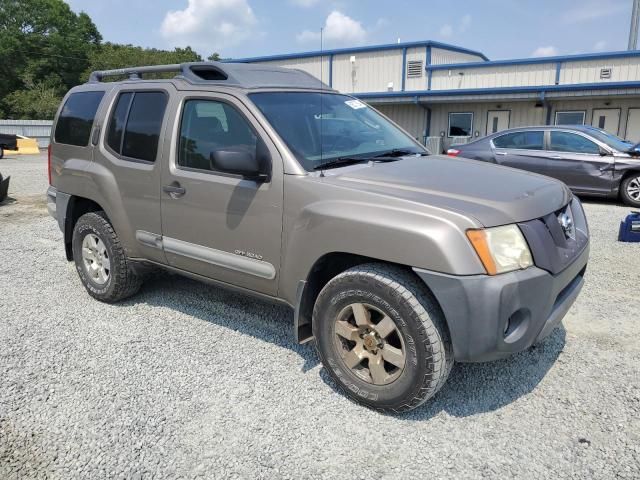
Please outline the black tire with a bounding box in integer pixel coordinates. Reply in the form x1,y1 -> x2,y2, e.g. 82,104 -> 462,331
313,263 -> 453,413
620,173 -> 640,208
72,211 -> 141,302
0,147 -> 4,159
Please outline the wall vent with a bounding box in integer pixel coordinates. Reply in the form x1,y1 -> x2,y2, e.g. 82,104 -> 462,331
406,60 -> 423,78
600,67 -> 612,79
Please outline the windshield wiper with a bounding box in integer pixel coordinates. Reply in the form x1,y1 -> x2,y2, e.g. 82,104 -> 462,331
373,149 -> 428,158
313,157 -> 368,170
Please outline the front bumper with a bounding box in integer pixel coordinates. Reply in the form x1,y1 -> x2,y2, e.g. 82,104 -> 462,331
413,243 -> 588,363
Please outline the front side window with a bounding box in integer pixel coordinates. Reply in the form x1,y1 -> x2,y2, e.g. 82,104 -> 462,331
493,131 -> 544,150
106,91 -> 168,162
555,111 -> 585,126
178,99 -> 258,172
55,91 -> 105,146
549,131 -> 600,154
249,92 -> 424,171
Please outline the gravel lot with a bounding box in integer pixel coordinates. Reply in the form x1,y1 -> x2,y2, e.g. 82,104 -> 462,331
1,153 -> 639,479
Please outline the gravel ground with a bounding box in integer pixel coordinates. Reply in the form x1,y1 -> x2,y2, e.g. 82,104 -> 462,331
1,154 -> 639,479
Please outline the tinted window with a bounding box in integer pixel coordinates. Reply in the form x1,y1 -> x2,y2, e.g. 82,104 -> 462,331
121,92 -> 168,162
493,131 -> 544,150
54,91 -> 105,146
549,132 -> 600,154
555,111 -> 585,126
106,92 -> 133,153
178,99 -> 257,172
448,113 -> 473,137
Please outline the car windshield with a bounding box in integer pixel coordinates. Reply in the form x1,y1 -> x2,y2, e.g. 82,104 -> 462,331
249,92 -> 426,170
583,126 -> 634,152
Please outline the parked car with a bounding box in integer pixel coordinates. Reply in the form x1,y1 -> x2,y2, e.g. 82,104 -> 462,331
0,133 -> 18,159
447,125 -> 640,207
47,62 -> 589,412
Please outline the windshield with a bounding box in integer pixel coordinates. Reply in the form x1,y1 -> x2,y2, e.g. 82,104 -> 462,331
583,126 -> 634,152
249,92 -> 426,170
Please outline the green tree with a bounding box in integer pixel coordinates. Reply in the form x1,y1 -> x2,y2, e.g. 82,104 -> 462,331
82,43 -> 202,82
0,0 -> 101,118
207,52 -> 221,61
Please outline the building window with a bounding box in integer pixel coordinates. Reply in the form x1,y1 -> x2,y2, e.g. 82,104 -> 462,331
448,112 -> 473,137
555,111 -> 585,126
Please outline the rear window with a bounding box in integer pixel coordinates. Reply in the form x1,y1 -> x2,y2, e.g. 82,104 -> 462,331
106,91 -> 168,162
54,91 -> 105,147
493,131 -> 544,150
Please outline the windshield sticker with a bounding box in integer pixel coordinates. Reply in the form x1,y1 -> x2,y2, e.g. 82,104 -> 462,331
345,99 -> 367,110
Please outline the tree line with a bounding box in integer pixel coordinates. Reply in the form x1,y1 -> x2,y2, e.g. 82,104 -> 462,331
0,0 -> 220,119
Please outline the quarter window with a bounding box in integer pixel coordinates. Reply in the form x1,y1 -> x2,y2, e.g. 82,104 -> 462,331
448,112 -> 473,137
493,131 -> 544,150
549,131 -> 600,154
54,91 -> 105,147
555,111 -> 586,126
178,99 -> 258,172
106,91 -> 168,162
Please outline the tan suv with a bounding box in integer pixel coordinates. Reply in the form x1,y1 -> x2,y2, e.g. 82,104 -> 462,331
47,62 -> 589,412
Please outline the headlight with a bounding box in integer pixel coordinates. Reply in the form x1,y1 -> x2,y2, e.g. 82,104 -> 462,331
466,225 -> 533,275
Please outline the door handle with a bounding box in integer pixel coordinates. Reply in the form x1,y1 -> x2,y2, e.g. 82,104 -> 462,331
550,155 -> 563,159
163,183 -> 186,197
495,151 -> 508,156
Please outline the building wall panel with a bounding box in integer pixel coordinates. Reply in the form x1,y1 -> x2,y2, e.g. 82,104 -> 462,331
373,103 -> 427,142
405,47 -> 428,91
332,49 -> 404,93
559,57 -> 640,84
258,56 -> 330,85
430,48 -> 485,65
430,63 -> 556,90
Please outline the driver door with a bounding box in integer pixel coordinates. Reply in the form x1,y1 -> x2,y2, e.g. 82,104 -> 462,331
159,92 -> 284,296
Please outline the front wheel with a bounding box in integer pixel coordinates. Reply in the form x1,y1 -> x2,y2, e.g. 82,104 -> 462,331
72,211 -> 141,302
313,264 -> 453,413
621,173 -> 640,207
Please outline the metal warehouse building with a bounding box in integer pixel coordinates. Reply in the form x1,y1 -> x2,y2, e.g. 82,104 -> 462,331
231,40 -> 640,153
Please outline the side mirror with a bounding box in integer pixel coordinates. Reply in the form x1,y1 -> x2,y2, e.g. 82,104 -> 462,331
599,146 -> 612,156
210,149 -> 268,180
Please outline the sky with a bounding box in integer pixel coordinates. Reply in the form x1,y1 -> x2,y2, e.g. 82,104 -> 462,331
65,0 -> 636,60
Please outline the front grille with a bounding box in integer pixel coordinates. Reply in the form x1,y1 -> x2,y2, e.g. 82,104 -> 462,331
518,197 -> 589,275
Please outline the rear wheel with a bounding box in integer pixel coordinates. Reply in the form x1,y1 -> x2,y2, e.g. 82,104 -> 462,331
621,173 -> 640,207
313,264 -> 453,413
72,211 -> 141,302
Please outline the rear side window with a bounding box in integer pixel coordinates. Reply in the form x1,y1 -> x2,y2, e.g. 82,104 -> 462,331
493,131 -> 544,150
106,91 -> 168,162
55,91 -> 105,146
549,131 -> 600,154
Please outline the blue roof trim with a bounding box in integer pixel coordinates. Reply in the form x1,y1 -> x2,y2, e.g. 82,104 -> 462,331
225,40 -> 489,63
354,81 -> 640,99
426,49 -> 640,71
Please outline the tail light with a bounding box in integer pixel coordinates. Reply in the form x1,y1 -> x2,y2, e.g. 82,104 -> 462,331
47,144 -> 52,184
447,149 -> 460,157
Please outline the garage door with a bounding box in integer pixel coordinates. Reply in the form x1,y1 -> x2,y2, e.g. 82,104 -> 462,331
591,108 -> 620,135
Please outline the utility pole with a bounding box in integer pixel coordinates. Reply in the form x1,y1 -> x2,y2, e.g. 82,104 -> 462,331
629,0 -> 640,50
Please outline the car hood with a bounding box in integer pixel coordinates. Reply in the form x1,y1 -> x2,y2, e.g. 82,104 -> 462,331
319,155 -> 571,227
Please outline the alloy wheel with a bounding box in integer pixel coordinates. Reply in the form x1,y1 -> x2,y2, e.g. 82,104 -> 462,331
627,175 -> 640,201
333,302 -> 406,385
81,233 -> 110,285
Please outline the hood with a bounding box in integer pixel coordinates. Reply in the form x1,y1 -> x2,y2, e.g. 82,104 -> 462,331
319,155 -> 571,227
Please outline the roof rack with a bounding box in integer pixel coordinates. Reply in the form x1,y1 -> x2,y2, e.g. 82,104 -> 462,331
87,61 -> 333,91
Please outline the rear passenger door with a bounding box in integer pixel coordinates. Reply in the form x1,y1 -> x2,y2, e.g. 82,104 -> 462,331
159,92 -> 284,296
95,87 -> 171,264
491,130 -> 548,176
544,130 -> 614,194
